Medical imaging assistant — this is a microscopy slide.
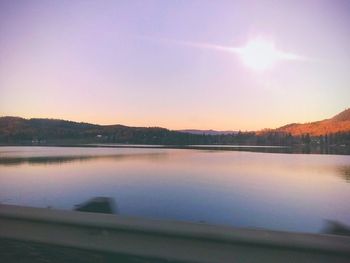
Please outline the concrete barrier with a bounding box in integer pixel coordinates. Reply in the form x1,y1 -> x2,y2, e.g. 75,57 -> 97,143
0,204 -> 349,262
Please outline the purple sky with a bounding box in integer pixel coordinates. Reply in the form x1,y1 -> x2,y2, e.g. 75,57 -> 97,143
0,0 -> 349,130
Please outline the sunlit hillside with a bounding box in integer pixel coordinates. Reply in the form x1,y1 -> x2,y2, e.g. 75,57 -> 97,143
276,108 -> 350,136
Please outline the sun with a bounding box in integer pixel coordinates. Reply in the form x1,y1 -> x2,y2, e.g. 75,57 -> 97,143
238,39 -> 280,71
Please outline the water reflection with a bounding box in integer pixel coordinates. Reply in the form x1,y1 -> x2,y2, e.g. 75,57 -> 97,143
0,153 -> 168,166
0,146 -> 349,234
339,166 -> 350,183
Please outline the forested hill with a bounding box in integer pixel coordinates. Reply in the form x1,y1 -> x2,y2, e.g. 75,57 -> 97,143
275,108 -> 350,136
0,113 -> 349,147
0,117 -> 207,144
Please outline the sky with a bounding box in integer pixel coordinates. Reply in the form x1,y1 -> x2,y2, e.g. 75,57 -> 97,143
0,0 -> 349,130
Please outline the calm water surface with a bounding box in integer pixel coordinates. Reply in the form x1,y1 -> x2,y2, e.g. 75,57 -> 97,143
0,146 -> 349,234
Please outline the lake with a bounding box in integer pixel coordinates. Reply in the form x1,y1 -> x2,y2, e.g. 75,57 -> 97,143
0,146 -> 349,234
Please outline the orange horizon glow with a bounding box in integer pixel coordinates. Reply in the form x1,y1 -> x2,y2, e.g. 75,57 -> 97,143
0,108 -> 343,131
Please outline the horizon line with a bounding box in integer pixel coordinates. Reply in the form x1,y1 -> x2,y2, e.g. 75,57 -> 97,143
1,109 -> 347,133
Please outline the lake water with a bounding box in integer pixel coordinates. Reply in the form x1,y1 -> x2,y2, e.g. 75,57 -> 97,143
0,146 -> 349,234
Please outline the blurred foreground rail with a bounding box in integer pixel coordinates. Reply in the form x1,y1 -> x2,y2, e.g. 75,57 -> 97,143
0,204 -> 349,263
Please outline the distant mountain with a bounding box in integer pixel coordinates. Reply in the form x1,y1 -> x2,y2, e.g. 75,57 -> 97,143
275,108 -> 350,136
178,129 -> 238,135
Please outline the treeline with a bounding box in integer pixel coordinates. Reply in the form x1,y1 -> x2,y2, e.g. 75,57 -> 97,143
0,117 -> 349,146
213,131 -> 350,146
0,117 -> 206,145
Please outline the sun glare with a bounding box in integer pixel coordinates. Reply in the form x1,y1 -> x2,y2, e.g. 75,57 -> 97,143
148,36 -> 306,72
238,39 -> 280,71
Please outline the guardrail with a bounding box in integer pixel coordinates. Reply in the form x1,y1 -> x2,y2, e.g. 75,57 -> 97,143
0,204 -> 349,262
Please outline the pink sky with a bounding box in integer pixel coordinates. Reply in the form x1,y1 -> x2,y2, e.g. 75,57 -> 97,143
0,0 -> 349,130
